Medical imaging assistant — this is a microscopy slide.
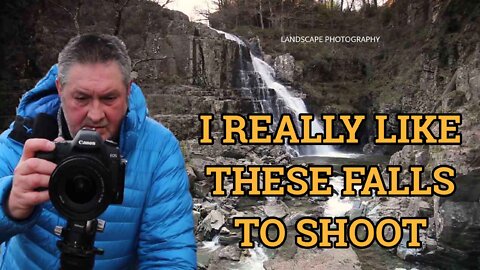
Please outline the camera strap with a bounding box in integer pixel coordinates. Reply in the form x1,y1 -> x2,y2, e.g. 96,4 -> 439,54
8,113 -> 58,144
57,108 -> 73,140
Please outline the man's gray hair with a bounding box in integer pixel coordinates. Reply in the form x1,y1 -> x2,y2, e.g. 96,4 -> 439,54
58,34 -> 132,87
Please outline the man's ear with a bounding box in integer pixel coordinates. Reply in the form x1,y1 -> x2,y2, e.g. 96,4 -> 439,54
55,78 -> 62,96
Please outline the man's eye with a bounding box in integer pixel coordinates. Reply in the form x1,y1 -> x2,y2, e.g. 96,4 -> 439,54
75,96 -> 88,101
103,96 -> 117,101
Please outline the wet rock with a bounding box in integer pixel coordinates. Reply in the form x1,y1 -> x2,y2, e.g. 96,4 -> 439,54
248,36 -> 263,58
362,141 -> 403,155
397,229 -> 423,260
275,153 -> 291,165
193,210 -> 201,228
221,149 -> 246,159
219,227 -> 230,235
365,197 -> 409,222
206,245 -> 243,270
425,237 -> 437,251
362,141 -> 376,154
250,155 -> 263,165
199,201 -> 218,217
206,210 -> 225,231
217,245 -> 242,261
218,232 -> 243,246
417,200 -> 433,217
198,209 -> 225,240
262,200 -> 289,218
269,145 -> 289,159
284,212 -> 310,227
264,54 -> 273,65
186,165 -> 197,183
348,201 -> 367,219
192,180 -> 212,198
189,157 -> 215,181
264,248 -> 361,270
433,197 -> 480,264
227,211 -> 247,226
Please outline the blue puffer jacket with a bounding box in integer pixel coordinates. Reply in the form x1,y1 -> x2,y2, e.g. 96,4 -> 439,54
0,65 -> 196,269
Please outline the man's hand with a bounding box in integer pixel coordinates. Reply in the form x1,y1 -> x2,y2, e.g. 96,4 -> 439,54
7,139 -> 56,220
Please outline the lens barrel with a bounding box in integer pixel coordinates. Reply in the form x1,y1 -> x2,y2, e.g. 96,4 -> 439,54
49,156 -> 113,221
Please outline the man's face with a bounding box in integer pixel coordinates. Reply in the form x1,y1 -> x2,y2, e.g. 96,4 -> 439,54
56,61 -> 130,141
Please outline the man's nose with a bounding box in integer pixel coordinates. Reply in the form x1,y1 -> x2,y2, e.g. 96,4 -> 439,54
87,100 -> 106,123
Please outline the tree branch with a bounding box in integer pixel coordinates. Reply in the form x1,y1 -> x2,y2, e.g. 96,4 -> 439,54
159,0 -> 173,8
47,0 -> 82,35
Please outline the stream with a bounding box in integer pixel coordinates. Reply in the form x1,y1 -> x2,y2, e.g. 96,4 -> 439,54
197,154 -> 439,269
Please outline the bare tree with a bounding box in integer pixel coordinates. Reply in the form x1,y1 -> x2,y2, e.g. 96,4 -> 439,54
194,7 -> 208,21
280,0 -> 285,52
114,0 -> 130,35
213,0 -> 229,10
258,0 -> 265,29
350,0 -> 356,10
47,0 -> 82,35
267,0 -> 275,28
157,0 -> 174,8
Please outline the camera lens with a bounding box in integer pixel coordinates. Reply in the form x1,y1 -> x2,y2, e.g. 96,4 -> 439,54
49,156 -> 112,220
66,175 -> 96,204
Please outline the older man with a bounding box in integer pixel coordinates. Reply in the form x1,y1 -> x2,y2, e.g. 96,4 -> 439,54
0,34 -> 196,269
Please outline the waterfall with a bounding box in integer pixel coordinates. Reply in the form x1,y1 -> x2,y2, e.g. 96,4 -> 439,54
213,28 -> 336,156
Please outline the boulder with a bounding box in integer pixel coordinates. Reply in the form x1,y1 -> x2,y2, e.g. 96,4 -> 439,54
198,209 -> 226,240
274,53 -> 296,83
192,180 -> 212,198
264,248 -> 361,270
262,200 -> 289,218
217,245 -> 242,261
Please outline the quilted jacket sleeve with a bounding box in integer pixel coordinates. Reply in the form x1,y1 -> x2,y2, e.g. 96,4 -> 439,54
137,132 -> 196,269
0,132 -> 42,244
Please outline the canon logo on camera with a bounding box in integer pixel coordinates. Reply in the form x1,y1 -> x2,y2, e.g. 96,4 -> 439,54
78,140 -> 96,146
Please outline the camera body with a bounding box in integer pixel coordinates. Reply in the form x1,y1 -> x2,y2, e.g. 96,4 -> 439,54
37,128 -> 126,221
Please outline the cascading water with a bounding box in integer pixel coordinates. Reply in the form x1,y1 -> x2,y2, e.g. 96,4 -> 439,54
250,57 -> 336,156
213,28 -> 336,157
198,28 -> 425,270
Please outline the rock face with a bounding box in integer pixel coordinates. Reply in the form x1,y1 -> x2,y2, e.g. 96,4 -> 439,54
259,0 -> 480,267
0,0 -> 41,128
148,85 -> 254,140
423,43 -> 480,268
364,46 -> 480,265
299,1 -> 480,266
0,0 -> 259,140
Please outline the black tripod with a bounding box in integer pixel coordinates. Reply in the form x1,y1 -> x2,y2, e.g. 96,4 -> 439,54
54,219 -> 106,270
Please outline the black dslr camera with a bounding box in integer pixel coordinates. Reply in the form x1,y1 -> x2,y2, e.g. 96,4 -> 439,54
37,128 -> 126,221
36,128 -> 126,269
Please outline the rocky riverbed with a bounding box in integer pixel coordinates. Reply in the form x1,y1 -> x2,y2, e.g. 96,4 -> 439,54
184,137 -> 439,269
